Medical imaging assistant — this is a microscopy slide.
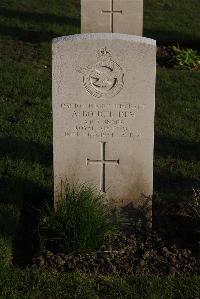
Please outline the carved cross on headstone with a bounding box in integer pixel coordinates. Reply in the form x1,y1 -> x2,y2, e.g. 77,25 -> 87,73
81,0 -> 143,35
101,0 -> 122,33
86,141 -> 119,192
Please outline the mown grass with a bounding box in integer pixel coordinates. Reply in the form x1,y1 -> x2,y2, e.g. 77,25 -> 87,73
144,0 -> 200,46
0,0 -> 200,293
0,263 -> 199,299
155,69 -> 200,203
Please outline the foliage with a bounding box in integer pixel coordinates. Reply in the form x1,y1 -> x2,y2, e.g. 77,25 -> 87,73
39,182 -> 118,253
172,46 -> 200,69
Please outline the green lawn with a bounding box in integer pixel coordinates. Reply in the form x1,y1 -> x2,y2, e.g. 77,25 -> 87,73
144,0 -> 200,46
0,263 -> 200,299
0,0 -> 200,296
155,69 -> 200,202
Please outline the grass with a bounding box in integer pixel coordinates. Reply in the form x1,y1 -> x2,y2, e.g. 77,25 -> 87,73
0,263 -> 199,299
144,0 -> 200,46
0,0 -> 200,295
155,69 -> 200,202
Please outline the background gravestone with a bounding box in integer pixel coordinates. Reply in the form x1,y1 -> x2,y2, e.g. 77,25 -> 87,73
81,0 -> 143,35
53,33 -> 156,220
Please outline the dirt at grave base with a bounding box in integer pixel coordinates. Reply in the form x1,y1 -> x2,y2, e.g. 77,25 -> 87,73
33,230 -> 200,276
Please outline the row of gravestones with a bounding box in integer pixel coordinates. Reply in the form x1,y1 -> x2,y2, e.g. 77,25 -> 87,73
53,0 -> 156,223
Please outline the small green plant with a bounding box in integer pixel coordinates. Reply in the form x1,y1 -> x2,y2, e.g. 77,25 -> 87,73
172,46 -> 200,70
39,182 -> 118,253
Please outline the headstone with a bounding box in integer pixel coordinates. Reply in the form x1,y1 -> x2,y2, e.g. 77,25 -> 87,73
81,0 -> 143,35
53,33 -> 156,220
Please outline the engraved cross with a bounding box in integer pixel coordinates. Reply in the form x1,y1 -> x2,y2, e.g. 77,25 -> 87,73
86,141 -> 119,192
101,0 -> 122,33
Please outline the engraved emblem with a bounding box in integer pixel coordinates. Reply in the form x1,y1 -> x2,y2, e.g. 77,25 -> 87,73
77,48 -> 124,99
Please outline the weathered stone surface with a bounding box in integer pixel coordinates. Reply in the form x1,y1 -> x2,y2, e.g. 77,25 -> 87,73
52,33 -> 156,214
81,0 -> 143,35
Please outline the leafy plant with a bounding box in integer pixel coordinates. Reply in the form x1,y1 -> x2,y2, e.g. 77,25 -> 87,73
39,182 -> 118,254
172,46 -> 200,70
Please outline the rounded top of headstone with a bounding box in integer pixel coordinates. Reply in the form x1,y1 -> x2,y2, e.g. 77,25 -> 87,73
52,33 -> 156,47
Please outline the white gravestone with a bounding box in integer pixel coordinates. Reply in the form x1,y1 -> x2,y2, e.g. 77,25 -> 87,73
53,33 -> 156,217
81,0 -> 143,35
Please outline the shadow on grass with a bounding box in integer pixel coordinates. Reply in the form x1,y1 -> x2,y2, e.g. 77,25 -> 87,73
154,171 -> 200,201
0,136 -> 52,265
0,203 -> 19,237
0,137 -> 52,168
0,7 -> 80,27
0,8 -> 80,43
144,29 -> 200,47
153,132 -> 200,249
154,134 -> 200,201
0,24 -> 58,43
155,135 -> 200,162
0,176 -> 53,266
153,212 -> 199,250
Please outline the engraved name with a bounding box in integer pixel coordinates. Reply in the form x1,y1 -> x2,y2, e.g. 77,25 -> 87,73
60,102 -> 146,139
